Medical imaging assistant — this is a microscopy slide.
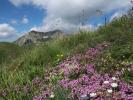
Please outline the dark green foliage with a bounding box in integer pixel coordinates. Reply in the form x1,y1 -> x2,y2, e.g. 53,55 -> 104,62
123,70 -> 133,85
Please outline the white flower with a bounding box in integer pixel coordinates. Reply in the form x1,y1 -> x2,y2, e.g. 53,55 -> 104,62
103,81 -> 109,84
112,77 -> 117,81
80,94 -> 89,100
65,63 -> 69,67
50,94 -> 55,98
122,68 -> 125,71
107,89 -> 113,93
61,54 -> 63,57
111,83 -> 118,88
128,68 -> 131,71
90,93 -> 97,97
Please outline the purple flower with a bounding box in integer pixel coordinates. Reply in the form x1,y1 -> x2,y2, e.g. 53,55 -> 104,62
23,84 -> 30,94
32,76 -> 43,86
128,65 -> 133,71
86,64 -> 95,73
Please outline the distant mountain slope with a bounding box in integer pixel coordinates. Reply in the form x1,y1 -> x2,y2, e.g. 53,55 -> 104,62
14,30 -> 64,46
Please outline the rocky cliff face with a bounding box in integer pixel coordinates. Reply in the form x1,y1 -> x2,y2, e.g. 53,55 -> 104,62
14,30 -> 64,46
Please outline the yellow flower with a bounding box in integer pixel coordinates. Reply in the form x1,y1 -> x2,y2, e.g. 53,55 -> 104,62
60,54 -> 63,57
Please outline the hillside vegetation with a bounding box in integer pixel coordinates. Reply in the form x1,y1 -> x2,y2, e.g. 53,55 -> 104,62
0,42 -> 23,64
0,17 -> 133,100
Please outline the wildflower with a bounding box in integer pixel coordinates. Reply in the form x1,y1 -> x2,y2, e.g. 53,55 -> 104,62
128,65 -> 133,71
2,90 -> 7,97
111,83 -> 118,88
105,44 -> 108,47
23,84 -> 30,94
64,63 -> 69,67
50,94 -> 55,98
86,64 -> 95,73
32,76 -> 43,86
61,54 -> 63,57
116,71 -> 122,76
33,96 -> 43,100
112,77 -> 117,81
107,89 -> 113,93
128,68 -> 131,71
122,68 -> 125,71
103,81 -> 109,84
32,42 -> 133,99
90,93 -> 97,98
80,94 -> 89,100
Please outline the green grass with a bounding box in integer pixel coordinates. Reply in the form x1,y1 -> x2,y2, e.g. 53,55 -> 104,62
0,17 -> 133,99
98,18 -> 133,61
0,42 -> 24,64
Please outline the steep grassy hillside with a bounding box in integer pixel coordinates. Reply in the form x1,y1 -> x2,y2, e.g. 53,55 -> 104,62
0,17 -> 133,100
98,17 -> 133,61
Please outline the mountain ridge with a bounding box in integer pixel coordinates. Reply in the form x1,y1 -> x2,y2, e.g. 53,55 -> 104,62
14,30 -> 64,46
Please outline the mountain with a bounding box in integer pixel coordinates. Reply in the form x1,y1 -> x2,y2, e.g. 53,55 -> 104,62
14,30 -> 64,46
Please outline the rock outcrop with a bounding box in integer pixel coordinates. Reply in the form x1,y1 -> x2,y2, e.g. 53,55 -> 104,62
14,30 -> 64,46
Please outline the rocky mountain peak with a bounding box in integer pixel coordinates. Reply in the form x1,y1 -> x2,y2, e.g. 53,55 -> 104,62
14,30 -> 64,46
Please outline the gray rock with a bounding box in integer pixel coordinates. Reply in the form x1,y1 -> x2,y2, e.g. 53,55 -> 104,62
14,30 -> 64,46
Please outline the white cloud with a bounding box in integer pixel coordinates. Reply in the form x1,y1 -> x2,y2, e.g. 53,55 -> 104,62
21,16 -> 29,24
110,11 -> 125,22
0,23 -> 17,39
9,0 -> 31,7
9,0 -> 131,33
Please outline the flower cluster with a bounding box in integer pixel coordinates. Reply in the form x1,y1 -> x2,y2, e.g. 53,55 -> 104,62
59,69 -> 133,100
56,42 -> 109,78
7,42 -> 131,100
57,42 -> 132,99
33,42 -> 112,99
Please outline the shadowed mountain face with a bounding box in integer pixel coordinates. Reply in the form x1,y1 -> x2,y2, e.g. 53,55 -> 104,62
14,30 -> 64,46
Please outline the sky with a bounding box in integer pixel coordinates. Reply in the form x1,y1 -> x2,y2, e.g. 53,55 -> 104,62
0,0 -> 132,42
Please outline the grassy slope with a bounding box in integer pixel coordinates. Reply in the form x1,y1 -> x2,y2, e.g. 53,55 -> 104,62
0,42 -> 24,64
98,17 -> 133,60
0,17 -> 133,99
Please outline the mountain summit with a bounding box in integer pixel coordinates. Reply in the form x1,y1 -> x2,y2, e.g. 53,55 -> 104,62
14,30 -> 64,46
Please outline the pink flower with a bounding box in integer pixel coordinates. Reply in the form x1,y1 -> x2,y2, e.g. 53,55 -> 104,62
128,65 -> 133,71
86,64 -> 95,73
